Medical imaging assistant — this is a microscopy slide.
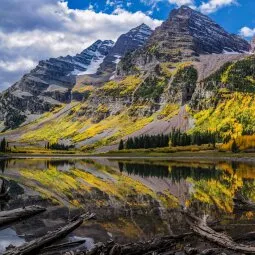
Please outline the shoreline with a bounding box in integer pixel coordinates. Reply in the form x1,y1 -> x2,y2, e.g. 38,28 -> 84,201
2,151 -> 255,163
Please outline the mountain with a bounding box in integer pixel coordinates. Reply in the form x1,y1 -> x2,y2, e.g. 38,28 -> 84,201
0,6 -> 254,153
119,6 -> 250,74
252,36 -> 255,52
98,24 -> 153,74
0,40 -> 114,131
0,23 -> 153,131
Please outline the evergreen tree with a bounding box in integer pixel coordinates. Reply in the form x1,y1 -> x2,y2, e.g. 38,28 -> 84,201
118,139 -> 124,150
0,138 -> 7,152
49,142 -> 74,151
231,139 -> 239,153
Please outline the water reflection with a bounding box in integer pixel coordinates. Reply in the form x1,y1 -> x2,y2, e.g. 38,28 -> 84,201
0,228 -> 25,253
120,161 -> 223,182
0,158 -> 255,252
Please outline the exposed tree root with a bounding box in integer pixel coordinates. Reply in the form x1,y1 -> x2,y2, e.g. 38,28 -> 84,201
184,211 -> 255,254
85,233 -> 192,255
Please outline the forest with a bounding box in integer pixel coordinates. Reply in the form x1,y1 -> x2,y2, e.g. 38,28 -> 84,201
119,129 -> 221,150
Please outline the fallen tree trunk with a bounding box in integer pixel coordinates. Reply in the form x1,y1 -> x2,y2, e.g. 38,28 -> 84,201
0,205 -> 46,227
86,233 -> 192,255
4,213 -> 95,255
184,211 -> 255,254
40,240 -> 86,254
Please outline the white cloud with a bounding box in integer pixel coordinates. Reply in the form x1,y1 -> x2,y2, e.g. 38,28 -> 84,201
0,58 -> 36,72
239,27 -> 255,37
168,0 -> 195,7
142,0 -> 237,13
88,4 -> 94,11
106,0 -> 115,6
199,0 -> 237,14
0,0 -> 162,91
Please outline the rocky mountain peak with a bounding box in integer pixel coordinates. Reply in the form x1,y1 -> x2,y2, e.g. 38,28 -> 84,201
98,23 -> 153,73
119,5 -> 250,73
157,5 -> 250,55
252,36 -> 255,52
0,40 -> 115,130
128,23 -> 152,41
81,40 -> 114,55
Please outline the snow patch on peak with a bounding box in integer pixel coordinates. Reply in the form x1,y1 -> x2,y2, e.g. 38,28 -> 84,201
113,55 -> 122,64
223,48 -> 241,55
72,51 -> 106,76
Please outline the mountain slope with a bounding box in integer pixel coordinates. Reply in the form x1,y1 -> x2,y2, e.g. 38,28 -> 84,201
1,54 -> 252,152
72,24 -> 153,99
119,6 -> 250,74
0,6 -> 254,152
98,23 -> 152,74
252,36 -> 255,52
0,23 -> 153,132
0,40 -> 114,131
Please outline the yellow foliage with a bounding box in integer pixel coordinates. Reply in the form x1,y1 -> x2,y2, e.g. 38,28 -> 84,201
221,135 -> 255,152
97,104 -> 109,113
100,76 -> 141,96
72,84 -> 94,93
192,93 -> 255,137
157,104 -> 180,120
18,163 -> 178,209
22,103 -> 86,143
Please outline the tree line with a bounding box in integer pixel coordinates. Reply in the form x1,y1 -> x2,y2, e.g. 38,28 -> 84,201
118,129 -> 221,150
170,129 -> 220,147
119,134 -> 170,150
45,142 -> 74,151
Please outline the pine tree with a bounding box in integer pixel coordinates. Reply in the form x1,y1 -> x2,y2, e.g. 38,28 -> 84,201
118,139 -> 124,150
0,138 -> 6,152
231,139 -> 239,153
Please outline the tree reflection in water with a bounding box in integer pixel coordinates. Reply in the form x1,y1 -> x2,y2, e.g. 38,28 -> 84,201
118,161 -> 223,183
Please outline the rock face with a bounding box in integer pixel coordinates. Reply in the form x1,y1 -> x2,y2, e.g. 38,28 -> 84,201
0,40 -> 114,130
120,6 -> 250,73
252,36 -> 255,52
99,24 -> 152,73
0,23 -> 154,131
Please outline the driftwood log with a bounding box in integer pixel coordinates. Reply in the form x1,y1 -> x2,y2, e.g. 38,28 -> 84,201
3,213 -> 95,255
184,211 -> 255,254
86,233 -> 192,255
0,205 -> 46,227
40,240 -> 86,255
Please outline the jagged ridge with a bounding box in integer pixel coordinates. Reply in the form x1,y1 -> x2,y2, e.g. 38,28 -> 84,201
0,40 -> 114,130
119,6 -> 250,74
99,23 -> 152,74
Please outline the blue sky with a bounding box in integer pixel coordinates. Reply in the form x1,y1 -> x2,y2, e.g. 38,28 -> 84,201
66,0 -> 255,35
0,0 -> 254,91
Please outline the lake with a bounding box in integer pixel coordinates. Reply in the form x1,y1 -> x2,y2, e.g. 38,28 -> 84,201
0,157 -> 255,254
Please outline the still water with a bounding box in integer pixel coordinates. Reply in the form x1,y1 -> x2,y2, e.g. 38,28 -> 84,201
0,157 -> 255,253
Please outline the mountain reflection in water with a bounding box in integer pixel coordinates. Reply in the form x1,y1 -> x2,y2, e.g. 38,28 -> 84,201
0,157 -> 255,253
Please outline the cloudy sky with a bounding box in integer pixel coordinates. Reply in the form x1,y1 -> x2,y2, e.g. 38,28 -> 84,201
0,0 -> 254,91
